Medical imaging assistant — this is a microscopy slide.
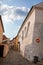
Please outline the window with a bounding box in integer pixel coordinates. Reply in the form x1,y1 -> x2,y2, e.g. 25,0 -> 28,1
27,22 -> 30,31
18,35 -> 21,39
24,27 -> 26,37
25,27 -> 26,32
26,22 -> 30,37
22,31 -> 24,40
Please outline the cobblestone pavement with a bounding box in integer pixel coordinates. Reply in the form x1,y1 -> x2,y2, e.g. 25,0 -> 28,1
0,49 -> 37,65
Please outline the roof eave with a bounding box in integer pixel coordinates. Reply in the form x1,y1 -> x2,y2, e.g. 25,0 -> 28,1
17,6 -> 34,35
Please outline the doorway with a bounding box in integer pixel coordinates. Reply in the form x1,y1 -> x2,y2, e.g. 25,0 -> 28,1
0,45 -> 4,57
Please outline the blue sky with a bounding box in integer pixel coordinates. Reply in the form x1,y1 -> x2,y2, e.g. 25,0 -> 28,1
0,0 -> 43,39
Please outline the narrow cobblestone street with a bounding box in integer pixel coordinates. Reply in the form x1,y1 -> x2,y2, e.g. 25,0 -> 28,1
0,49 -> 36,65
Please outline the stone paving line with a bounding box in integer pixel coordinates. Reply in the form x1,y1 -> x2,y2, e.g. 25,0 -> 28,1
0,49 -> 38,65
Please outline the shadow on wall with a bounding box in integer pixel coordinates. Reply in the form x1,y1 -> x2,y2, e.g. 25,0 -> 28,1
24,44 -> 32,61
24,42 -> 39,62
24,44 -> 38,63
24,23 -> 43,62
33,22 -> 43,60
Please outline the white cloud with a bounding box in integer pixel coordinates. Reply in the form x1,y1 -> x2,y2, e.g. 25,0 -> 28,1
0,0 -> 11,2
0,4 -> 30,23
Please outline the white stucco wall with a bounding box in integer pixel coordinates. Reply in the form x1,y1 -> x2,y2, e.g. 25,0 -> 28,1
18,9 -> 35,61
18,7 -> 43,62
32,8 -> 43,61
24,8 -> 43,61
23,9 -> 35,61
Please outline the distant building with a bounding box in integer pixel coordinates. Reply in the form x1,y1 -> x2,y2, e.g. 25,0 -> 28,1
3,35 -> 8,40
2,35 -> 10,44
11,36 -> 18,51
17,2 -> 43,62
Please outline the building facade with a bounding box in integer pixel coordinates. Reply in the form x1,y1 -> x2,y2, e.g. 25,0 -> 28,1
0,15 -> 9,57
11,36 -> 18,51
0,15 -> 4,43
17,2 -> 43,62
2,35 -> 10,57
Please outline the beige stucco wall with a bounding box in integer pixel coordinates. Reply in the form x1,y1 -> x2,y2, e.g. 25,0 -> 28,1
0,44 -> 9,57
3,44 -> 9,57
0,21 -> 3,43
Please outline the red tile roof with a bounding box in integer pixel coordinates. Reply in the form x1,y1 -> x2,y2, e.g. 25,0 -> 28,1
3,35 -> 8,40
